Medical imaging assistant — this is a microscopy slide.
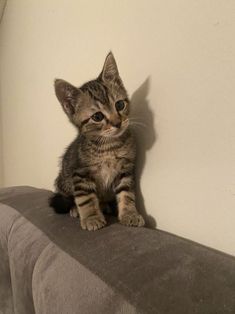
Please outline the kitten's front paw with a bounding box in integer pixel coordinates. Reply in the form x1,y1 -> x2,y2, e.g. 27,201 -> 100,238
119,212 -> 145,227
70,207 -> 79,218
81,215 -> 107,231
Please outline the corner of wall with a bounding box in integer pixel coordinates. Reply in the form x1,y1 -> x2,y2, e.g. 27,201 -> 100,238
0,0 -> 7,25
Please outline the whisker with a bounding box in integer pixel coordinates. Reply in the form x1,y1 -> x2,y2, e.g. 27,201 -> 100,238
129,121 -> 147,129
129,119 -> 147,127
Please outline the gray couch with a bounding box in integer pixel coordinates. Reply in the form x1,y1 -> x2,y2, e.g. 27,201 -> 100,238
0,186 -> 235,314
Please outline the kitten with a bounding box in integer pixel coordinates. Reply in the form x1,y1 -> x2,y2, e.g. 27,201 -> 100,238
49,52 -> 145,231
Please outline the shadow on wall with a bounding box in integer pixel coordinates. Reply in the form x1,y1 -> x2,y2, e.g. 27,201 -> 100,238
130,77 -> 157,229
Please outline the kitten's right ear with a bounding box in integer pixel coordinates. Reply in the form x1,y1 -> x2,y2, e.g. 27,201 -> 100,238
100,52 -> 119,82
54,79 -> 79,115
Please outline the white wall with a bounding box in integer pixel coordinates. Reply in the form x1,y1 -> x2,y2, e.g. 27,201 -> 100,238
0,0 -> 235,255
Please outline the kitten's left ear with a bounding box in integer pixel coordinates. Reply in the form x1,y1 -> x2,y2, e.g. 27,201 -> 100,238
100,52 -> 119,82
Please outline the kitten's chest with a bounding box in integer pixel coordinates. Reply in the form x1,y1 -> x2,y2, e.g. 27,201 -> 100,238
93,157 -> 120,191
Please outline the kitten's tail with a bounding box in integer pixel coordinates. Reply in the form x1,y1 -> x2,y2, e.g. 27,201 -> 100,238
49,193 -> 75,214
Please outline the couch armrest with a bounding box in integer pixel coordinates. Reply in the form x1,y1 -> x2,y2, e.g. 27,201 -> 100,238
1,186 -> 235,314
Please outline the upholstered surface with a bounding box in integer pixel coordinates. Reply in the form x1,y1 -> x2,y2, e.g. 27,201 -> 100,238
0,186 -> 235,314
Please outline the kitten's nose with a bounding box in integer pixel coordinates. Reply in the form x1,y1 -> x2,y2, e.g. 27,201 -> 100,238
113,122 -> 121,129
110,116 -> 121,128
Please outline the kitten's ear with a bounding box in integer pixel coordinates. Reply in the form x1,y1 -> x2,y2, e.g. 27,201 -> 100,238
100,52 -> 119,82
54,79 -> 79,115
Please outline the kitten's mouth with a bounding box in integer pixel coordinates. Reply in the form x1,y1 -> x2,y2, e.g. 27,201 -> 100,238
102,120 -> 129,138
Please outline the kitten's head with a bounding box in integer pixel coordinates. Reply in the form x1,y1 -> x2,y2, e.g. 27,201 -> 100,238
54,52 -> 130,138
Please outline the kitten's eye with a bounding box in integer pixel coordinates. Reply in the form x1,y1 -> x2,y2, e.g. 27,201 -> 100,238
115,100 -> 125,111
91,112 -> 104,122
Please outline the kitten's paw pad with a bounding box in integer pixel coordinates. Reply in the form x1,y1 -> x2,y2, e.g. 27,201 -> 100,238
120,212 -> 145,227
70,207 -> 79,218
81,215 -> 107,231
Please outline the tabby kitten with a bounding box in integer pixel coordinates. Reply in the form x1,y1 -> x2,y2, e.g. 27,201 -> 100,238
49,52 -> 145,231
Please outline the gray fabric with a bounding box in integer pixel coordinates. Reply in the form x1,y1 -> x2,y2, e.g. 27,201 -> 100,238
0,204 -> 134,314
0,203 -> 15,314
0,186 -> 235,314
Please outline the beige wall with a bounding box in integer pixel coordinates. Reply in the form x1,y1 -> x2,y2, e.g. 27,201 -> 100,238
0,0 -> 6,187
0,0 -> 235,255
0,103 -> 2,188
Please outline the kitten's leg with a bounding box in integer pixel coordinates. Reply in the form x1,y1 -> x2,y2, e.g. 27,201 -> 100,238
73,172 -> 106,231
70,206 -> 79,218
114,174 -> 145,227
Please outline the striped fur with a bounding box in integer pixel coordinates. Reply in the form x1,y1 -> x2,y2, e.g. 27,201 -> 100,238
50,52 -> 145,230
